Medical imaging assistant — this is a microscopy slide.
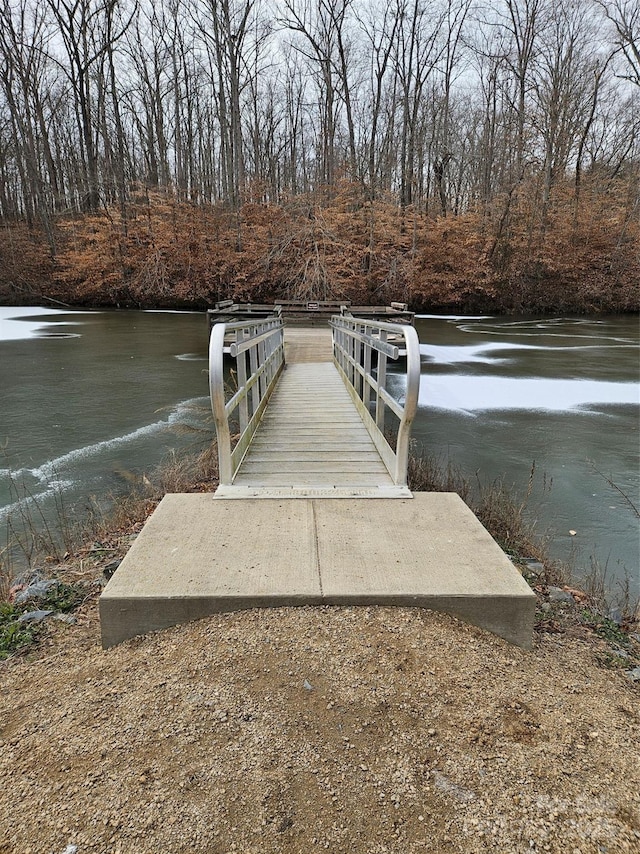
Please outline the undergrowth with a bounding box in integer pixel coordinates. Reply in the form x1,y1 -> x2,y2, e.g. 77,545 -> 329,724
0,603 -> 40,660
0,582 -> 87,660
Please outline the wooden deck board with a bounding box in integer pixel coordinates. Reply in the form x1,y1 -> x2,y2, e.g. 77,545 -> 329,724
231,359 -> 396,492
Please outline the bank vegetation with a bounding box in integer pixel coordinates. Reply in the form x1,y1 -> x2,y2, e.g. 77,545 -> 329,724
0,0 -> 638,314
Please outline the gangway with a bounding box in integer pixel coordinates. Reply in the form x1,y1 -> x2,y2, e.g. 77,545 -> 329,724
99,313 -> 535,651
208,316 -> 421,498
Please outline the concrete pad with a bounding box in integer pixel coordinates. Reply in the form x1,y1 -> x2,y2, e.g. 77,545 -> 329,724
100,495 -> 323,647
315,494 -> 535,648
100,493 -> 536,649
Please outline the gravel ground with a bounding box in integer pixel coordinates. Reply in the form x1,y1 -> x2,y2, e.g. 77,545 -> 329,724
0,603 -> 639,854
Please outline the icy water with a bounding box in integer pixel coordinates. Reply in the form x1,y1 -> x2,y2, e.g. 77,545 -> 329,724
406,315 -> 639,595
0,308 -> 211,542
1,308 -> 638,595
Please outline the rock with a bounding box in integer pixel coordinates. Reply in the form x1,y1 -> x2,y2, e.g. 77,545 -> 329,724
548,587 -> 574,604
14,579 -> 59,604
608,607 -> 623,625
303,680 -> 313,691
432,770 -> 475,802
103,560 -> 121,580
521,559 -> 545,576
624,667 -> 640,683
18,609 -> 54,623
53,613 -> 77,625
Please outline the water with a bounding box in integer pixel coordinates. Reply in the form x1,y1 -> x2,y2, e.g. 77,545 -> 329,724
0,308 -> 211,540
1,308 -> 638,595
406,315 -> 640,595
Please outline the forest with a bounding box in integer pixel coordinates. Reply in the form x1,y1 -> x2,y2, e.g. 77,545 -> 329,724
0,0 -> 638,312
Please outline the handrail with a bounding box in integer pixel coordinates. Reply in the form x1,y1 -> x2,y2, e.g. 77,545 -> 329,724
329,315 -> 420,487
209,317 -> 285,484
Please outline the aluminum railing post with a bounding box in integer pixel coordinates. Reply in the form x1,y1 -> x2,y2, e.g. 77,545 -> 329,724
209,322 -> 233,485
394,324 -> 420,486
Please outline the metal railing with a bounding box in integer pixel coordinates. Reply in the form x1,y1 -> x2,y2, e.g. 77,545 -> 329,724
209,317 -> 285,484
329,315 -> 420,487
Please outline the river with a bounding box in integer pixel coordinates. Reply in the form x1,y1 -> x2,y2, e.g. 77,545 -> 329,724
1,308 -> 638,596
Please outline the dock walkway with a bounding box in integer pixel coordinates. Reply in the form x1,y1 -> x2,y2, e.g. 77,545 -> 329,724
99,318 -> 536,650
217,328 -> 407,498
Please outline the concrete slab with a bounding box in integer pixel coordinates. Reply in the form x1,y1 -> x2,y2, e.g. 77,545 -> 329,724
100,495 -> 323,647
315,495 -> 535,648
100,493 -> 536,649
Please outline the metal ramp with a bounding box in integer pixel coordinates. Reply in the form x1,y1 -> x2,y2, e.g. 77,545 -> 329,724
209,316 -> 420,499
216,362 -> 409,498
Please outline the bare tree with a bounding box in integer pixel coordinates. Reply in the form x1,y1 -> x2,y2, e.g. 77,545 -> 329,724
46,0 -> 133,210
125,4 -> 173,188
194,0 -> 264,208
533,0 -> 596,225
281,0 -> 342,187
0,0 -> 58,249
356,0 -> 401,197
393,0 -> 447,212
432,0 -> 472,216
598,0 -> 640,86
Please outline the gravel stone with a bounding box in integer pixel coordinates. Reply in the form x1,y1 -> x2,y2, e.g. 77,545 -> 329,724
0,604 -> 638,854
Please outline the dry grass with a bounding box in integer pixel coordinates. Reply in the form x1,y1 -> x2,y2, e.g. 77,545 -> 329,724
0,444 -> 219,602
408,451 -> 543,560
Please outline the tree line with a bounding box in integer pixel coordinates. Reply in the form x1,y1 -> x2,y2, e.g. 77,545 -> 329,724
0,0 -> 638,260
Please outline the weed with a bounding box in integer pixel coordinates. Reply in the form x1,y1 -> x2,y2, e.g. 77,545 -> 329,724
0,582 -> 89,660
580,608 -> 631,648
4,468 -> 75,565
0,603 -> 41,660
407,448 -> 470,500
40,582 -> 87,613
596,650 -> 632,670
588,461 -> 640,519
582,555 -> 639,626
1,443 -> 219,608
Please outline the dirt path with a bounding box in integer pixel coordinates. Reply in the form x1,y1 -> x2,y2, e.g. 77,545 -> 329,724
1,600 -> 638,854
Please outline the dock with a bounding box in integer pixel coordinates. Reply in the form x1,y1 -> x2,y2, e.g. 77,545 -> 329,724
100,315 -> 535,649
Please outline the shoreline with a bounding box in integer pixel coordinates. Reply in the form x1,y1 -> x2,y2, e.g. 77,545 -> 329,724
2,294 -> 639,317
1,450 -> 638,852
1,189 -> 638,317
